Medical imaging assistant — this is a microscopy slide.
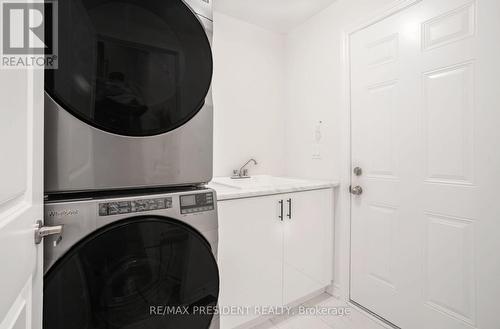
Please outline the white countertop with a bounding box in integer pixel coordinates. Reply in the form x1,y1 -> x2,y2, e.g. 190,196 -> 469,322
208,175 -> 340,201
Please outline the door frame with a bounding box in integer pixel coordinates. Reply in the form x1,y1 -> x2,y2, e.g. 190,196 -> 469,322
336,0 -> 422,318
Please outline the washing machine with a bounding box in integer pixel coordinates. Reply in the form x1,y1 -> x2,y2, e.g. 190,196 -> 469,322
43,188 -> 220,329
45,0 -> 214,194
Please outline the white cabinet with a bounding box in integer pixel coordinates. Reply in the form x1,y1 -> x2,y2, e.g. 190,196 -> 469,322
218,188 -> 334,329
283,189 -> 333,304
218,195 -> 283,329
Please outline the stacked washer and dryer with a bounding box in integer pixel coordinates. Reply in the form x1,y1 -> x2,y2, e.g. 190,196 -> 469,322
43,1 -> 219,328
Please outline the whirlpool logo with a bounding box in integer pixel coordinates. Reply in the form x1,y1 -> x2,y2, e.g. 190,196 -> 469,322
48,209 -> 79,218
1,0 -> 58,69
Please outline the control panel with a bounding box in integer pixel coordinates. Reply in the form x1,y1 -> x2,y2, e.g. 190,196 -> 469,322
99,197 -> 173,216
180,192 -> 214,214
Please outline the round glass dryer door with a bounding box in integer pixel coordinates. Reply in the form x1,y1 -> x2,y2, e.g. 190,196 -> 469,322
45,0 -> 213,136
43,217 -> 219,329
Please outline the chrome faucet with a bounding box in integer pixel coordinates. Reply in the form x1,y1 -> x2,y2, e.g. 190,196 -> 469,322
232,159 -> 258,179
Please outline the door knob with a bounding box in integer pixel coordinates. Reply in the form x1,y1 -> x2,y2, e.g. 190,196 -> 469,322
350,186 -> 363,196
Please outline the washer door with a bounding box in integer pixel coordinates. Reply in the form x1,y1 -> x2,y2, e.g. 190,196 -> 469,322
43,216 -> 219,329
45,0 -> 212,137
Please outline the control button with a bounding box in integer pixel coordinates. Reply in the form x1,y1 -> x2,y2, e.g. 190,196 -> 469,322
108,203 -> 119,215
98,197 -> 174,217
99,204 -> 108,216
156,199 -> 165,209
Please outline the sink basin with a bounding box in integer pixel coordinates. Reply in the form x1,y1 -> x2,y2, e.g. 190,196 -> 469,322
212,175 -> 309,190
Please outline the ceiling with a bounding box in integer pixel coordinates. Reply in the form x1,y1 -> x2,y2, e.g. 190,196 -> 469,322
213,0 -> 338,33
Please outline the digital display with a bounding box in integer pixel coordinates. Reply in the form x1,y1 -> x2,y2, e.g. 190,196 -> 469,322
180,192 -> 215,214
181,195 -> 196,207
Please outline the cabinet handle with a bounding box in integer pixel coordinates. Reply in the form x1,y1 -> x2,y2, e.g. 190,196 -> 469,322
278,200 -> 284,221
286,198 -> 292,219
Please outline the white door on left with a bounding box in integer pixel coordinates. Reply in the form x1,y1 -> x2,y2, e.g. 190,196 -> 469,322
0,6 -> 44,329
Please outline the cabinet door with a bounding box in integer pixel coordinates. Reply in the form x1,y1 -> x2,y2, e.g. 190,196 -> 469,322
218,195 -> 283,329
283,189 -> 334,305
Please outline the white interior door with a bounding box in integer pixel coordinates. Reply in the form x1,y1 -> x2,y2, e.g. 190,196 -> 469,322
350,0 -> 500,328
0,38 -> 44,329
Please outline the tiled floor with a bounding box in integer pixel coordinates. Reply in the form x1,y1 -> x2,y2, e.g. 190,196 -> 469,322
247,294 -> 387,329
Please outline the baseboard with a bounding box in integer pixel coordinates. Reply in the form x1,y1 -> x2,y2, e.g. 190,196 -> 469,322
232,286 -> 331,329
348,301 -> 400,329
332,283 -> 342,299
285,286 -> 331,309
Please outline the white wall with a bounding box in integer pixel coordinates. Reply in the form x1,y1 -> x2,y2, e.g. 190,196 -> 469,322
284,0 -> 394,181
283,0 -> 395,295
212,12 -> 286,177
212,0 -> 396,297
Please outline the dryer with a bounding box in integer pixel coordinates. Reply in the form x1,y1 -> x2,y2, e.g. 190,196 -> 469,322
45,0 -> 214,194
43,188 -> 219,329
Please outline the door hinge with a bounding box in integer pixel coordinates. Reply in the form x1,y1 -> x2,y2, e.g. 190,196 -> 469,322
34,220 -> 63,245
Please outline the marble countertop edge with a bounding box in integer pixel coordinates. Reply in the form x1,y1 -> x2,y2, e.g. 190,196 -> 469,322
208,179 -> 340,201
